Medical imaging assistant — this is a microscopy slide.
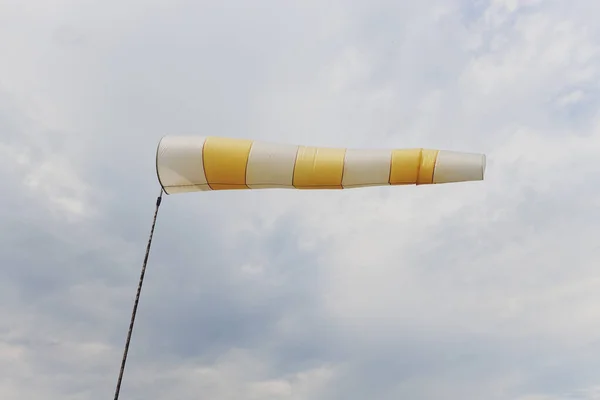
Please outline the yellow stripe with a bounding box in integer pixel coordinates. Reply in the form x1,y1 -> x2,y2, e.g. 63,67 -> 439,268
389,149 -> 439,185
202,136 -> 253,190
417,149 -> 438,185
293,146 -> 346,189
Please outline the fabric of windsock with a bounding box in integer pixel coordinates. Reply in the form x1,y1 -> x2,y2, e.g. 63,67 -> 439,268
155,136 -> 486,194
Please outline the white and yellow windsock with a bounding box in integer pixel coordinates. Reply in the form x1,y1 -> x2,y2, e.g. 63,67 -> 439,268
156,136 -> 486,194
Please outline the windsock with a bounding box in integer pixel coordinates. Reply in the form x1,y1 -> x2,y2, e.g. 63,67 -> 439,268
156,136 -> 486,194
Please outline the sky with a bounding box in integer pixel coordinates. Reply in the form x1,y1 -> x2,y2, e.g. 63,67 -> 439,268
1,0 -> 600,399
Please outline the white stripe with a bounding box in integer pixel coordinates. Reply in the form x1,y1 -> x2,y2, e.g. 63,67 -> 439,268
163,184 -> 212,193
246,141 -> 298,189
156,136 -> 212,194
342,149 -> 392,188
433,151 -> 486,184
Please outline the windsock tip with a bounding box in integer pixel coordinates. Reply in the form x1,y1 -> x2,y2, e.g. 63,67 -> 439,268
433,150 -> 486,184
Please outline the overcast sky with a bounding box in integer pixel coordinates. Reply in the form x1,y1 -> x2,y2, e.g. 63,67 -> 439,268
2,0 -> 600,399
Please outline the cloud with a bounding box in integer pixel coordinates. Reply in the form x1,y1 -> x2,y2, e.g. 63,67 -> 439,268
1,0 -> 600,399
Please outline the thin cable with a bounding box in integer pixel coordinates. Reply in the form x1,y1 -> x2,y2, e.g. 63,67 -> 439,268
113,189 -> 164,400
